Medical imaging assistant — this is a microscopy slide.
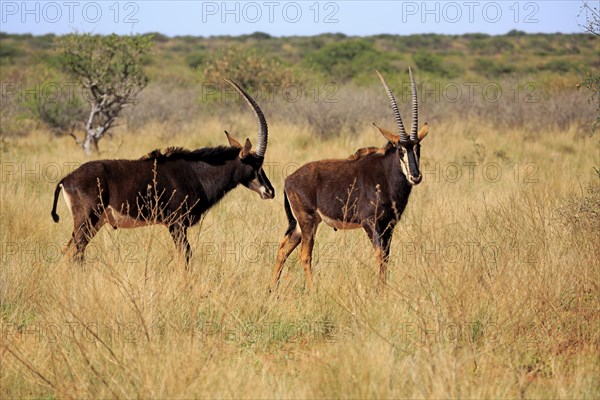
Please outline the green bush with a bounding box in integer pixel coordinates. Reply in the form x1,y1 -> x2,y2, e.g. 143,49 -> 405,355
20,68 -> 88,133
30,33 -> 55,49
541,59 -> 578,73
506,29 -> 527,37
245,31 -> 272,40
413,51 -> 461,78
469,37 -> 515,55
303,39 -> 390,81
144,32 -> 170,42
186,51 -> 207,69
403,34 -> 450,50
473,58 -> 515,77
297,37 -> 326,58
527,36 -> 556,56
202,46 -> 294,94
462,33 -> 490,40
578,72 -> 600,130
0,43 -> 21,64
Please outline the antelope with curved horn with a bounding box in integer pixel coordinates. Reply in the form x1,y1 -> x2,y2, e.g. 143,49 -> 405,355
51,79 -> 274,264
270,68 -> 429,290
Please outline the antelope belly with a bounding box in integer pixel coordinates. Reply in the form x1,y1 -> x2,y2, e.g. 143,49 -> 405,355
103,206 -> 156,229
317,210 -> 361,230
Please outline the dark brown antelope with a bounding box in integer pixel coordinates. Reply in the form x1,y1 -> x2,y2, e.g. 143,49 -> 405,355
270,68 -> 429,290
51,79 -> 274,264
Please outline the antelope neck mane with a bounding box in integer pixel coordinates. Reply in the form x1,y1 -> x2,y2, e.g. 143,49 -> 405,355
347,143 -> 395,161
140,146 -> 241,165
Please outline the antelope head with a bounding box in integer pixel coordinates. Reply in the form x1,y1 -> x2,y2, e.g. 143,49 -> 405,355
224,78 -> 275,199
373,68 -> 429,186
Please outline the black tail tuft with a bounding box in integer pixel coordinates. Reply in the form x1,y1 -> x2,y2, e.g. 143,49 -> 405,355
283,190 -> 297,237
51,181 -> 62,223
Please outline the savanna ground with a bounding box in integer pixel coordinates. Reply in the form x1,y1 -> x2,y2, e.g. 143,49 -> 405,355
1,32 -> 600,398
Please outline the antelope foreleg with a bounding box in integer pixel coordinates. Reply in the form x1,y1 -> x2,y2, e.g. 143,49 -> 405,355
169,225 -> 192,268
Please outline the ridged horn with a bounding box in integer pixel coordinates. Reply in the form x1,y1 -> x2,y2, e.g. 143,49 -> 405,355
225,79 -> 268,158
375,69 -> 409,144
408,67 -> 419,143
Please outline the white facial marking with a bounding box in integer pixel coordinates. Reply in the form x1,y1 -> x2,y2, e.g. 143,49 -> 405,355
399,150 -> 409,177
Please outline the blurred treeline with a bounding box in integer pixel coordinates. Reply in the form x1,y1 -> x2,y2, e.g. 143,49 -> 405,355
1,30 -> 598,138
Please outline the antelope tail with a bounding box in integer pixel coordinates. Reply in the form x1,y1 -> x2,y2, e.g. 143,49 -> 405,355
51,181 -> 63,223
283,190 -> 297,237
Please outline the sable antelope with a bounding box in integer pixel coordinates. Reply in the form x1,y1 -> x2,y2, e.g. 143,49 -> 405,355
270,68 -> 429,290
51,79 -> 274,264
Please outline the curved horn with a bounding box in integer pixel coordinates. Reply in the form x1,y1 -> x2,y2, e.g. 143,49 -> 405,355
375,69 -> 409,144
408,67 -> 419,143
225,78 -> 268,158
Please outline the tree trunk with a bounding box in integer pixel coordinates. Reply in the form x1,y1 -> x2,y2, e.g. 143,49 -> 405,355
83,131 -> 99,156
83,105 -> 101,156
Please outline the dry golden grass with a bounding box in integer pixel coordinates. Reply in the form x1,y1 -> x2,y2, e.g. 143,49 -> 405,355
1,116 -> 599,398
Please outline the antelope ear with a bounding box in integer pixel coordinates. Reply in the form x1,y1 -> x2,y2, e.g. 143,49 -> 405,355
417,123 -> 429,141
225,130 -> 243,148
241,138 -> 252,158
373,122 -> 399,144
